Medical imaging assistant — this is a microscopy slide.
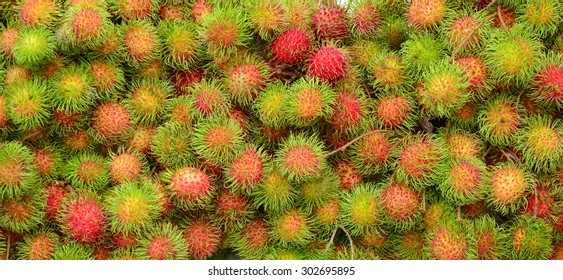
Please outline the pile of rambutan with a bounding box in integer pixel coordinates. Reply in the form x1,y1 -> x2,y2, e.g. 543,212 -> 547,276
1,0 -> 562,260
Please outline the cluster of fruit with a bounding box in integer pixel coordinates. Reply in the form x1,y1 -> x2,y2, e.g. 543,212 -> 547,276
0,0 -> 562,260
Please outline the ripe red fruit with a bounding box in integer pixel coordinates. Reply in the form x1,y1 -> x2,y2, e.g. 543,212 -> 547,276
307,45 -> 348,83
271,28 -> 312,65
311,6 -> 349,40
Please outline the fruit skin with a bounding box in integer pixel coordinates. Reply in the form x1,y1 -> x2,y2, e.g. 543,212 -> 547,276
150,122 -> 195,168
306,44 -> 348,83
530,52 -> 563,108
270,207 -> 313,246
349,130 -> 395,176
407,0 -> 447,29
48,65 -> 95,114
311,5 -> 349,41
515,115 -> 563,173
510,214 -> 553,260
135,222 -> 188,260
270,28 -> 312,65
437,157 -> 490,206
518,0 -> 561,37
124,78 -> 172,125
379,180 -> 422,231
57,191 -> 106,245
64,152 -> 109,191
108,149 -> 147,185
400,31 -> 446,76
90,102 -> 132,145
253,81 -> 289,129
12,26 -> 56,68
52,242 -> 94,260
253,165 -> 296,213
472,215 -> 509,260
0,186 -> 45,233
158,20 -> 201,69
5,78 -> 51,131
245,0 -> 289,40
198,5 -> 250,59
183,215 -> 222,260
340,183 -> 381,236
16,230 -> 59,260
188,79 -> 231,120
224,56 -> 269,107
425,219 -> 474,260
60,5 -> 112,50
122,20 -> 161,66
191,116 -> 245,167
108,0 -> 157,21
274,133 -> 327,183
477,94 -> 523,147
0,141 -> 38,199
224,145 -> 269,195
285,78 -> 336,127
162,166 -> 215,211
486,163 -> 532,215
229,217 -> 270,260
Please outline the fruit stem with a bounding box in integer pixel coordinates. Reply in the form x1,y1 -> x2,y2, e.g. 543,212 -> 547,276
457,206 -> 462,221
497,5 -> 510,32
5,233 -> 10,260
323,226 -> 339,255
325,130 -> 388,157
499,148 -> 515,163
339,226 -> 355,260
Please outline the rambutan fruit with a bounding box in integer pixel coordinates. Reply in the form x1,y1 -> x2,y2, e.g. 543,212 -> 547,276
493,6 -> 516,29
270,207 -> 313,246
225,57 -> 269,107
90,101 -> 132,144
377,15 -> 408,50
253,166 -> 296,213
286,78 -> 336,127
441,9 -> 490,54
17,0 -> 58,27
406,0 -> 446,29
472,215 -> 508,260
105,180 -> 162,234
485,27 -> 542,86
478,94 -> 522,146
49,65 -> 95,114
285,0 -> 314,28
87,60 -> 125,99
443,130 -> 483,160
306,44 -> 348,83
0,25 -> 19,59
518,0 -> 561,37
487,163 -> 531,215
122,20 -> 160,65
125,126 -> 155,155
61,129 -> 93,154
33,145 -> 61,179
44,181 -> 68,220
524,181 -> 556,219
112,231 -> 139,249
192,116 -> 244,166
92,27 -> 124,60
0,187 -> 45,233
270,27 -> 312,65
125,78 -> 171,125
224,145 -> 268,194
16,230 -> 59,260
348,39 -> 384,71
53,241 -> 94,260
275,133 -> 327,183
151,122 -> 194,168
400,32 -> 446,76
3,64 -> 33,88
349,0 -> 380,37
453,55 -> 490,95
108,150 -> 146,185
426,219 -> 473,260
312,197 -> 341,234
5,78 -> 50,131
213,188 -> 254,230
0,141 -> 37,199
299,168 -> 340,210
516,115 -> 563,172
416,60 -> 470,118
109,0 -> 156,21
159,20 -> 201,69
165,96 -> 196,126
311,5 -> 349,40
510,215 -> 553,260
394,134 -> 449,189
334,159 -> 363,191
368,51 -> 408,91
136,222 -> 188,260
452,101 -> 479,129
171,69 -> 203,95
0,96 -> 7,130
438,157 -> 490,206
158,3 -> 186,21
252,81 -> 288,129
530,53 -> 563,108
341,183 -> 381,236
229,217 -> 270,259
199,6 -> 250,59
163,166 -> 215,210
183,215 -> 222,260
349,130 -> 395,176
245,0 -> 289,40
64,153 -> 109,191
373,92 -> 416,131
58,191 -> 106,245
391,230 -> 427,260
265,246 -> 305,260
12,27 -> 55,68
187,79 -> 231,119
551,243 -> 563,260
60,5 -> 112,50
190,0 -> 212,24
330,87 -> 370,135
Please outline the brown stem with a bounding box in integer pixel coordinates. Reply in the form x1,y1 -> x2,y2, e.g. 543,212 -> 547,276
499,148 -> 515,163
325,130 -> 388,157
323,226 -> 339,255
5,233 -> 10,260
497,5 -> 509,31
483,0 -> 498,10
483,145 -> 493,157
339,226 -> 355,260
445,120 -> 451,136
457,206 -> 462,221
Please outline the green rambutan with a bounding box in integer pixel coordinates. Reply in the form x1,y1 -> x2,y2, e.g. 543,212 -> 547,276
159,20 -> 201,69
441,9 -> 490,54
400,32 -> 446,76
487,163 -> 531,215
426,219 -> 473,260
5,78 -> 50,131
438,157 -> 490,206
306,44 -> 348,83
394,133 -> 449,189
108,149 -> 146,184
163,165 -> 215,210
416,60 -> 470,118
16,230 -> 59,260
368,51 -> 408,91
12,26 -> 55,68
472,215 -> 508,260
377,15 -> 408,50
191,116 -> 244,166
122,20 -> 160,65
92,27 -> 124,60
391,230 -> 427,260
312,197 -> 341,234
265,246 -> 306,260
270,207 -> 313,246
516,115 -> 563,172
225,57 -> 269,107
348,39 -> 383,71
253,166 -> 296,213
485,26 -> 543,86
246,0 -> 289,40
183,215 -> 222,260
165,96 -> 196,126
60,5 -> 112,50
0,187 -> 45,233
253,81 -> 288,129
270,27 -> 312,65
109,0 -> 156,21
58,191 -> 106,245
285,0 -> 314,28
61,129 -> 93,154
90,101 -> 132,144
340,183 -> 381,236
478,94 -> 522,146
311,5 -> 349,40
452,101 -> 479,129
224,145 -> 268,194
125,78 -> 172,125
3,64 -> 33,88
229,217 -> 270,260
350,0 -> 380,37
275,133 -> 327,183
0,96 -> 7,130
127,125 -> 155,155
379,180 -> 422,230
406,0 -> 447,29
49,65 -> 95,114
453,55 -> 490,96
17,0 -> 58,27
136,222 -> 188,260
199,6 -> 250,59
53,241 -> 93,260
518,0 -> 561,37
64,153 -> 109,191
0,141 -> 37,199
510,215 -> 553,260
151,122 -> 194,168
285,78 -> 336,127
299,168 -> 340,210
105,180 -> 162,234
